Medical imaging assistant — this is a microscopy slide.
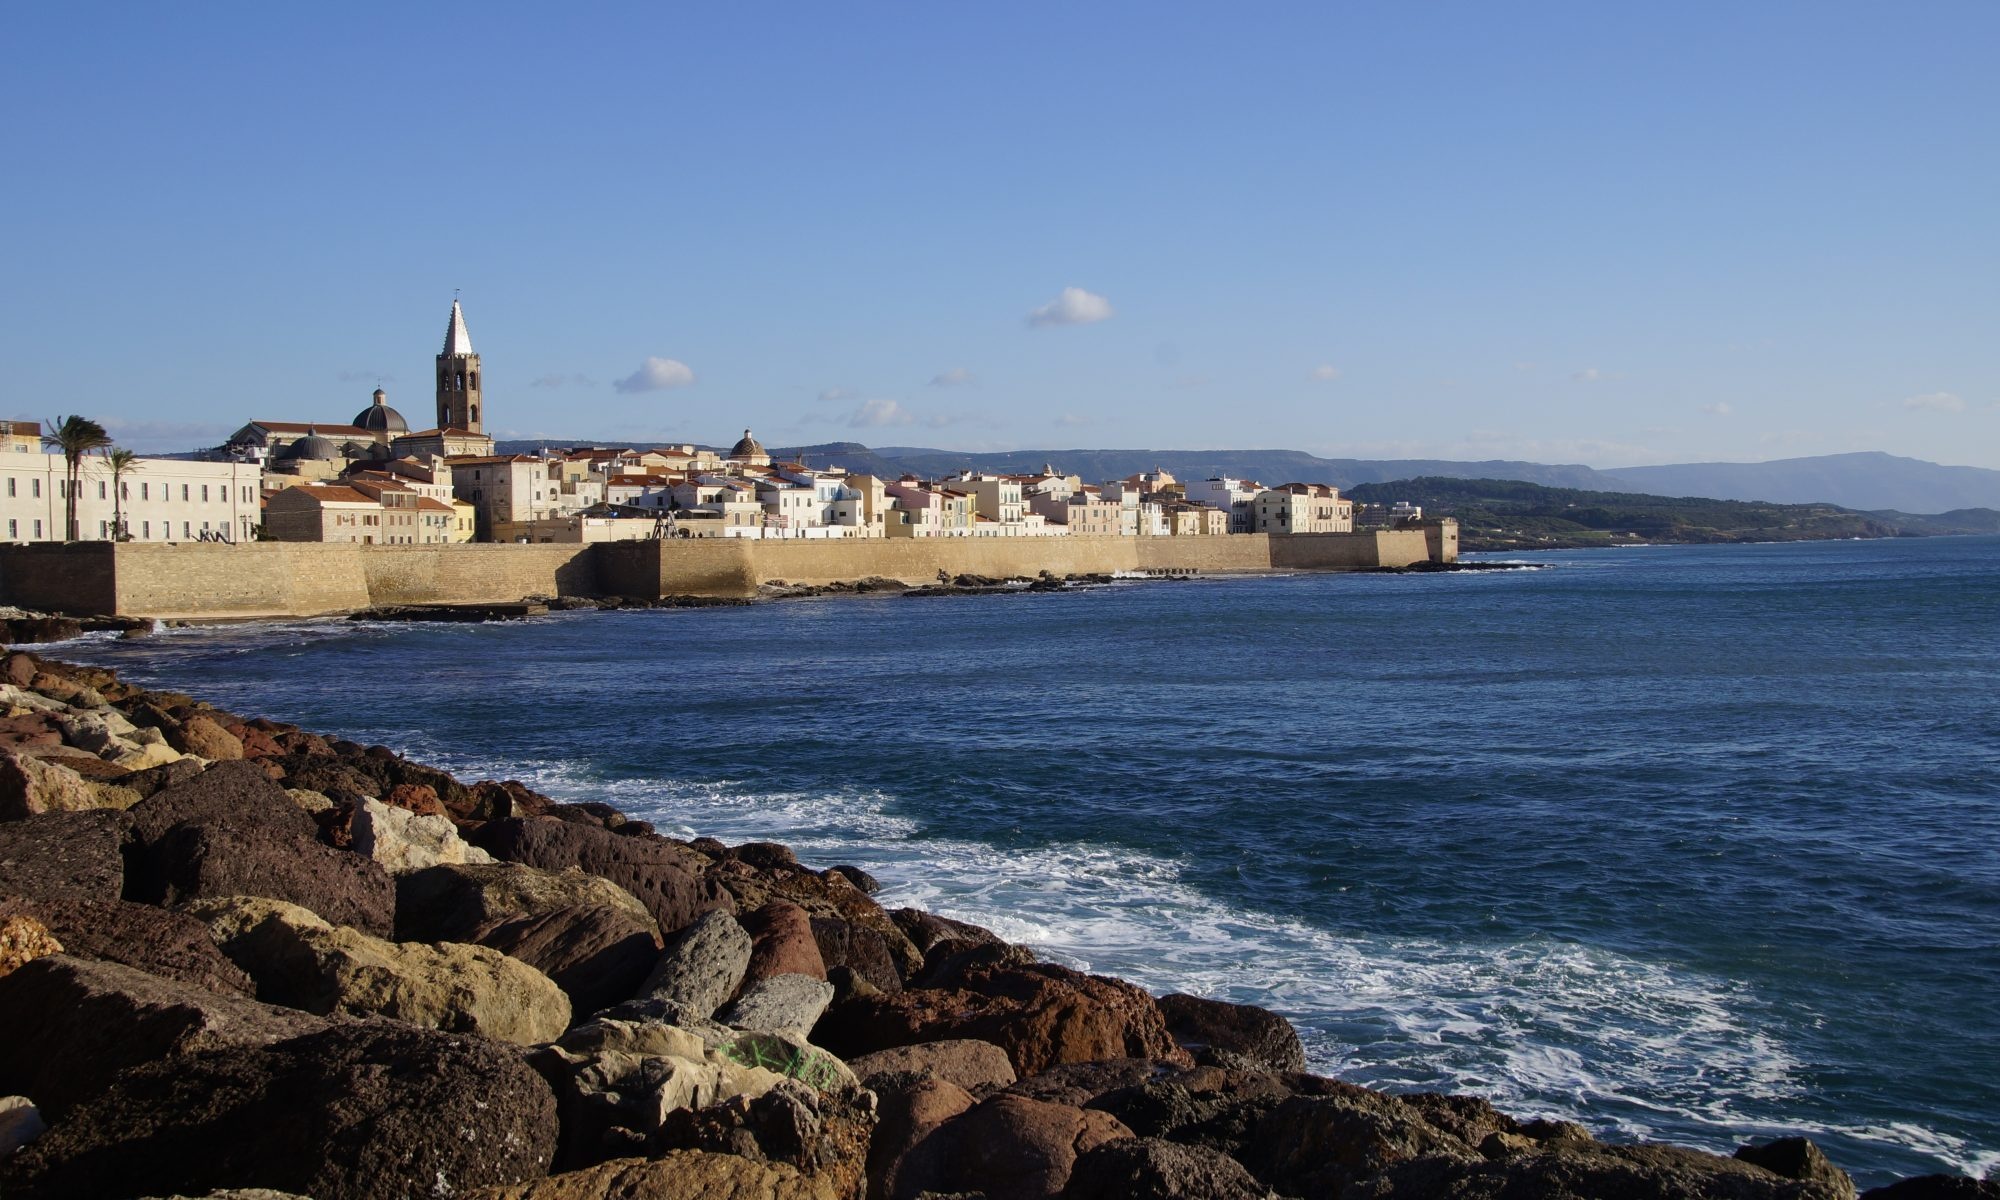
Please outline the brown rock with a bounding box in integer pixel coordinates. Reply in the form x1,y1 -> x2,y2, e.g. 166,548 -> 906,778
867,1076 -> 976,1200
709,859 -> 920,980
0,914 -> 61,977
383,782 -> 445,817
894,1092 -> 1133,1200
891,907 -> 1003,957
1063,1136 -> 1271,1200
1355,1140 -> 1856,1200
0,752 -> 105,819
0,809 -> 129,903
655,1084 -> 875,1200
2,653 -> 36,687
813,915 -> 904,993
1737,1138 -> 1857,1199
849,1039 -> 1017,1094
0,955 -> 325,1118
0,1023 -> 558,1200
170,715 -> 244,761
0,894 -> 253,994
462,1151 -> 841,1200
470,817 -> 734,933
1157,993 -> 1306,1073
125,760 -> 320,848
745,900 -> 828,985
142,820 -> 396,936
1246,1090 -> 1479,1197
816,951 -> 1192,1078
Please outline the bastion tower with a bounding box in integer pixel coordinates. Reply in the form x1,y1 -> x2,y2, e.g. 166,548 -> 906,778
435,298 -> 483,434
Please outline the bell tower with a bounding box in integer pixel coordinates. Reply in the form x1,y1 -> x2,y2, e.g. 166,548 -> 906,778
435,298 -> 482,433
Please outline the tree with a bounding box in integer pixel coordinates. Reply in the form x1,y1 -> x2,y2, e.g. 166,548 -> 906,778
41,415 -> 112,541
101,447 -> 139,541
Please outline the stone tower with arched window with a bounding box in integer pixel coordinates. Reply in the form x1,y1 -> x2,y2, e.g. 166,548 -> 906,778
435,298 -> 483,433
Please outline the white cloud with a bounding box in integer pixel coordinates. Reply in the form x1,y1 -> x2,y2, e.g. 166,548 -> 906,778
1027,286 -> 1114,328
1310,364 -> 1342,382
1572,367 -> 1620,383
613,357 -> 696,394
849,398 -> 916,428
1700,402 -> 1733,416
1054,412 -> 1092,428
929,368 -> 974,388
818,386 -> 855,403
1900,391 -> 1965,413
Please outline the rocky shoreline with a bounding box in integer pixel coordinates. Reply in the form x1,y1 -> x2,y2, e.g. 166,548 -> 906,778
0,652 -> 1984,1200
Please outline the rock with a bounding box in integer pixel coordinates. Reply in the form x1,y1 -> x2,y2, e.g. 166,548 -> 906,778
714,1030 -> 860,1092
655,1083 -> 876,1200
849,1039 -> 1018,1094
350,794 -> 490,871
141,821 -> 396,936
0,914 -> 61,977
1247,1090 -> 1477,1197
0,955 -> 324,1118
0,894 -> 253,994
891,907 -> 1003,957
2,653 -> 35,687
382,781 -> 446,817
1737,1139 -> 1857,1199
867,1076 -> 977,1200
1861,1179 -> 2000,1199
1157,993 -> 1306,1073
813,914 -> 905,993
817,951 -> 1192,1077
190,895 -> 570,1045
894,1092 -> 1134,1200
284,787 -> 332,814
711,858 -> 919,981
117,756 -> 206,799
0,809 -> 128,903
0,1022 -> 558,1200
1063,1137 -> 1271,1199
1085,1066 -> 1310,1160
397,862 -> 664,1017
1005,1059 -> 1165,1108
0,752 -> 106,819
720,972 -> 836,1035
1354,1141 -> 1858,1200
827,864 -> 880,894
643,909 -> 752,1016
169,714 -> 244,761
0,1095 -> 44,1159
469,816 -> 733,932
461,1150 -> 842,1200
746,900 -> 829,984
124,760 -> 320,848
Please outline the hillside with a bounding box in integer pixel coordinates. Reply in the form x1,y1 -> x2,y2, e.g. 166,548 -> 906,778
1348,477 -> 2000,552
1600,451 -> 2000,512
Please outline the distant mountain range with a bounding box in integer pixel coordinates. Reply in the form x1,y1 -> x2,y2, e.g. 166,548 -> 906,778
490,439 -> 2000,517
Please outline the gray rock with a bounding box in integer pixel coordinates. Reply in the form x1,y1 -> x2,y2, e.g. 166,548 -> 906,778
0,1096 -> 44,1159
717,972 -> 835,1036
641,910 -> 751,1018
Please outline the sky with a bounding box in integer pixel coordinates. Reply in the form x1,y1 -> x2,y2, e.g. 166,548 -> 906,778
3,3 -> 1996,467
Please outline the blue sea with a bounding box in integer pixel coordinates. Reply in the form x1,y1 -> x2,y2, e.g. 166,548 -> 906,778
54,536 -> 2000,1186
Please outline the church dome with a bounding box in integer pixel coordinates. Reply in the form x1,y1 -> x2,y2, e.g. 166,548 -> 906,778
729,429 -> 767,460
352,388 -> 408,434
281,427 -> 339,462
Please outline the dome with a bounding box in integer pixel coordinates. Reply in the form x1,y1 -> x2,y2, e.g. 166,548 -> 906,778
281,427 -> 339,462
729,428 -> 767,460
352,388 -> 408,434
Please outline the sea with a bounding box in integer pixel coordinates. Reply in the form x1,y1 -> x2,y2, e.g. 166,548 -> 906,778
49,534 -> 2000,1187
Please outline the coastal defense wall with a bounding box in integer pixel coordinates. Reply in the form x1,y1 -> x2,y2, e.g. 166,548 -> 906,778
0,525 -> 1453,616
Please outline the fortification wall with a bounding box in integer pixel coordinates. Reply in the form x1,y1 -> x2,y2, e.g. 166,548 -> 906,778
0,524 -> 1453,617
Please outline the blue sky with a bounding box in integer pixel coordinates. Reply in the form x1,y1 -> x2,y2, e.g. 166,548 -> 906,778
4,3 -> 1995,466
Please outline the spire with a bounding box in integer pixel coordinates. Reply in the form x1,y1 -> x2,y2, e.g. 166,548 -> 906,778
442,299 -> 474,357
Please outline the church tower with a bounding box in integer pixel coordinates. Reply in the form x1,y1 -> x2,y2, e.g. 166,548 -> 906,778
435,298 -> 482,433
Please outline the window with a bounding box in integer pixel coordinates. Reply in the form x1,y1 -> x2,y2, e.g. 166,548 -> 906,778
202,485 -> 210,503
99,520 -> 109,537
141,482 -> 149,500
182,485 -> 190,501
143,521 -> 150,539
98,481 -> 107,499
34,520 -> 43,538
32,479 -> 40,498
120,482 -> 128,499
183,522 -> 190,538
6,520 -> 13,538
4,478 -> 11,497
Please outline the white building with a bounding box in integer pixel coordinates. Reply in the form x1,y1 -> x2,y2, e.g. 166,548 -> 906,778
1,451 -> 264,544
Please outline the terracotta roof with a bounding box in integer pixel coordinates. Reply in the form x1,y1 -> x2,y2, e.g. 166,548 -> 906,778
415,498 -> 455,512
276,484 -> 375,506
445,454 -> 539,465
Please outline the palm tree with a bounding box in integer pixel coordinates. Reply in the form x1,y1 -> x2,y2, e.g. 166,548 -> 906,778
101,447 -> 139,541
41,415 -> 112,541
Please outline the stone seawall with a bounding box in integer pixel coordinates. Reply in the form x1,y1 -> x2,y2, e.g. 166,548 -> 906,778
0,526 -> 1451,619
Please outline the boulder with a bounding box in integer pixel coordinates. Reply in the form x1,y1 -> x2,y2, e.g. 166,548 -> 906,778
0,1095 -> 44,1159
0,1023 -> 558,1200
714,1030 -> 860,1092
0,809 -> 128,903
1004,1059 -> 1164,1109
709,857 -> 919,980
461,1150 -> 842,1200
1353,1141 -> 1858,1200
398,862 -> 664,1017
0,894 -> 253,994
893,1092 -> 1134,1200
125,760 -> 320,848
745,900 -> 829,984
0,914 -> 60,977
1736,1139 -> 1857,1200
1063,1136 -> 1271,1199
655,1084 -> 876,1200
0,955 -> 324,1117
168,714 -> 244,761
1084,1066 -> 1318,1161
642,909 -> 752,1016
891,907 -> 1003,957
1156,993 -> 1306,1073
1861,1179 -> 2000,1199
1246,1090 -> 1478,1197
469,817 -> 733,932
2,653 -> 34,687
812,914 -> 905,993
848,1039 -> 1018,1094
816,950 -> 1192,1077
0,753 -> 107,819
719,972 -> 835,1036
350,795 -> 490,872
190,895 -> 569,1045
141,821 -> 396,935
866,1076 -> 976,1200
